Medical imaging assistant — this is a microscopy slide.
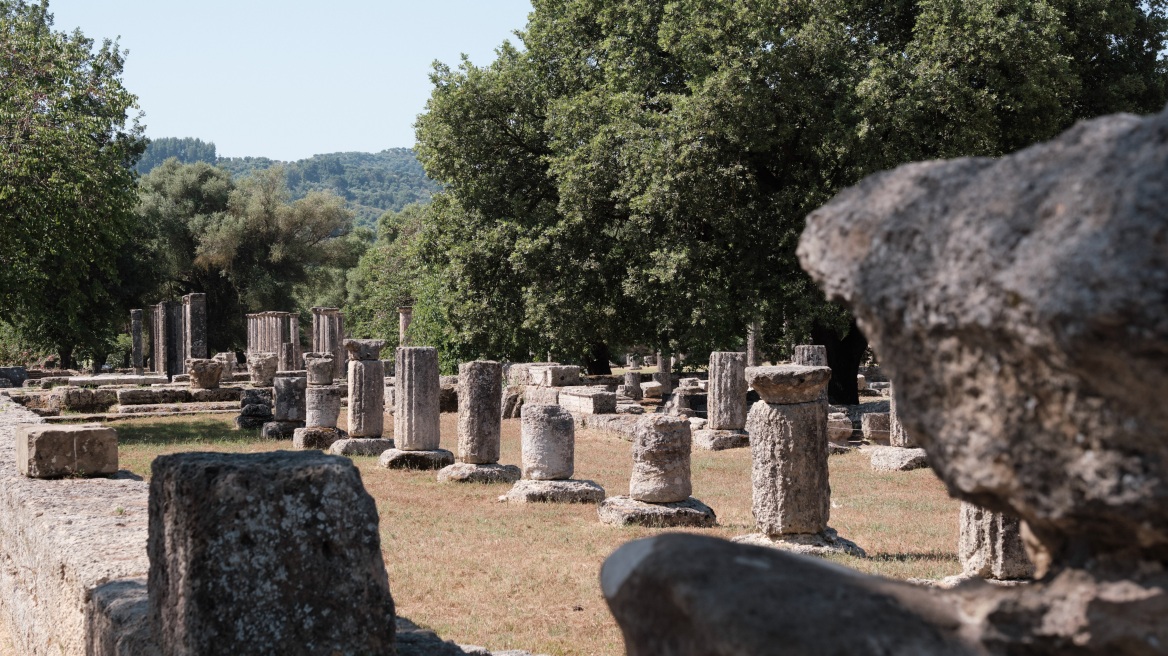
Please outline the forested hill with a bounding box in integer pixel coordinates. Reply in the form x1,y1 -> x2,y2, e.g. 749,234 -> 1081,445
137,137 -> 440,227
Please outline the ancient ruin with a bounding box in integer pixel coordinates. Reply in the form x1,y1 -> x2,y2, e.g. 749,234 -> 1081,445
310,306 -> 346,380
692,351 -> 748,450
438,360 -> 520,483
380,345 -> 454,469
505,404 -> 605,503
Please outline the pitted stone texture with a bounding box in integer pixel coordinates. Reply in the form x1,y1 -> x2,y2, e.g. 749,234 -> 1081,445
501,385 -> 524,419
246,352 -> 278,386
598,496 -> 716,528
277,342 -> 297,373
868,446 -> 929,472
797,107 -> 1168,562
792,345 -> 828,367
641,381 -> 663,398
828,412 -> 854,443
503,479 -> 605,504
457,361 -> 502,464
692,429 -> 749,451
731,527 -> 867,558
558,388 -> 616,415
343,338 -> 386,361
147,451 -> 395,654
239,387 -> 272,408
329,438 -> 395,457
273,374 -> 307,422
537,365 -> 581,387
379,448 -> 455,471
747,399 -> 830,536
630,415 -> 692,503
650,372 -> 672,396
348,359 -> 386,438
622,372 -> 643,401
437,463 -> 522,484
17,424 -> 118,478
889,390 -> 915,447
524,386 -> 560,406
303,352 -> 336,386
185,359 -> 223,390
861,412 -> 890,444
959,503 -> 1034,580
52,386 -> 117,413
260,420 -> 302,440
746,366 -> 831,404
292,426 -> 346,450
394,347 -> 440,450
521,405 -> 574,480
305,385 -> 342,429
706,352 -> 747,431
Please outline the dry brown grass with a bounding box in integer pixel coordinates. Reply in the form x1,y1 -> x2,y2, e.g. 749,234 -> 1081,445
116,412 -> 960,656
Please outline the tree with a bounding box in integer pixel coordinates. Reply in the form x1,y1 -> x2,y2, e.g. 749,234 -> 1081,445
0,0 -> 145,369
135,136 -> 217,174
413,0 -> 1167,396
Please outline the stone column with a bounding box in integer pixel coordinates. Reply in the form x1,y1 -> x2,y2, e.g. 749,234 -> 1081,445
694,352 -> 748,450
289,313 -> 301,364
346,341 -> 386,438
381,346 -> 453,470
278,342 -> 296,373
304,387 -> 342,429
502,404 -> 605,503
311,307 -> 345,380
889,388 -> 915,447
438,360 -> 520,483
792,345 -> 827,367
622,371 -> 643,401
186,359 -> 223,390
261,372 -> 306,439
181,293 -> 208,361
746,320 -> 761,367
247,352 -> 278,387
959,503 -> 1034,580
130,309 -> 144,375
733,365 -> 864,556
147,451 -> 396,654
397,307 -> 413,346
653,349 -> 673,396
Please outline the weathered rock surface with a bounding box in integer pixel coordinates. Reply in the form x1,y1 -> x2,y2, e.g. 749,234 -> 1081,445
457,360 -> 502,464
747,399 -> 829,536
437,462 -> 522,484
292,426 -> 346,450
629,415 -> 692,503
622,371 -> 643,401
521,405 -> 575,480
959,502 -> 1034,580
185,358 -> 223,390
692,428 -> 749,451
798,108 -> 1168,562
379,448 -> 455,470
559,387 -> 617,415
148,451 -> 395,654
745,365 -> 832,404
861,412 -> 890,444
598,496 -> 716,528
303,352 -> 336,385
868,446 -> 929,472
395,347 -> 441,450
889,388 -> 915,447
348,359 -> 385,438
792,345 -> 828,367
343,338 -> 386,361
246,352 -> 278,386
732,527 -> 867,558
706,352 -> 747,431
503,479 -> 605,504
260,420 -> 302,440
272,373 -> 307,422
828,412 -> 854,442
305,384 -> 342,428
501,385 -> 524,419
329,438 -> 395,457
17,424 -> 118,478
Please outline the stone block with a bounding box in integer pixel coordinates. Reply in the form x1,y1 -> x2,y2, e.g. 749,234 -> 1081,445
394,347 -> 440,449
502,479 -> 605,504
558,388 -> 617,415
537,365 -> 581,387
436,462 -> 521,484
189,387 -> 242,403
328,438 -> 395,457
246,352 -> 278,387
348,359 -> 385,438
260,420 -> 302,440
343,338 -> 386,361
828,412 -> 854,443
521,405 -> 574,480
959,503 -> 1034,580
692,429 -> 749,451
239,387 -> 272,408
303,352 -> 336,386
53,386 -> 118,413
598,496 -> 716,528
457,361 -> 502,464
273,374 -> 307,422
630,415 -> 692,503
379,448 -> 455,471
641,381 -> 663,398
745,365 -> 831,404
747,399 -> 829,536
861,412 -> 890,444
868,446 -> 929,471
147,451 -> 395,654
292,426 -> 346,450
185,359 -> 222,390
17,424 -> 118,478
305,385 -> 342,429
524,386 -> 560,406
439,383 -> 459,413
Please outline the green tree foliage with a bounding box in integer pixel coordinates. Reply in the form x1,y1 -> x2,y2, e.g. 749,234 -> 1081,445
0,0 -> 145,369
412,0 -> 1167,382
134,136 -> 217,173
216,149 -> 441,228
136,160 -> 365,351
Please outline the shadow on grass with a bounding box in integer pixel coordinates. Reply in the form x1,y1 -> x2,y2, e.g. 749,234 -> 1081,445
866,551 -> 961,565
116,419 -> 260,448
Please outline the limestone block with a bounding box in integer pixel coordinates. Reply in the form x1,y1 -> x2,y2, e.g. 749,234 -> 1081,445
261,420 -> 302,440
828,412 -> 854,443
524,386 -> 560,406
273,374 -> 307,422
53,386 -> 118,413
17,424 -> 118,478
247,352 -> 278,386
328,438 -> 395,457
889,390 -> 915,447
622,371 -> 643,400
211,352 -> 235,385
868,446 -> 929,471
651,372 -> 672,396
394,347 -> 440,450
304,352 -> 336,386
343,338 -> 386,361
707,352 -> 747,431
692,429 -> 749,451
959,503 -> 1034,580
457,361 -> 502,464
190,387 -> 242,404
185,359 -> 223,390
857,374 -> 868,391
501,385 -> 524,419
521,405 -> 574,480
292,426 -> 345,450
861,412 -> 890,444
747,399 -> 830,536
503,479 -> 605,504
598,496 -> 716,528
792,345 -> 828,367
378,448 -> 455,471
277,343 -> 296,373
630,415 -> 692,503
348,359 -> 385,438
745,366 -> 831,404
559,387 -> 617,415
239,387 -> 272,408
305,385 -> 342,428
439,382 -> 458,413
436,462 -> 521,484
641,381 -> 663,398
147,451 -> 395,653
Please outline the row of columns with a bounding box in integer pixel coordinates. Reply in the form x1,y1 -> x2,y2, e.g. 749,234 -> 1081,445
246,311 -> 301,363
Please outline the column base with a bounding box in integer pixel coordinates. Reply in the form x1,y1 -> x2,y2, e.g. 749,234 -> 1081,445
502,479 -> 606,504
379,448 -> 455,471
260,420 -> 302,440
732,527 -> 866,558
437,462 -> 522,484
598,495 -> 717,528
328,438 -> 395,457
693,429 -> 749,451
292,426 -> 347,450
867,446 -> 929,471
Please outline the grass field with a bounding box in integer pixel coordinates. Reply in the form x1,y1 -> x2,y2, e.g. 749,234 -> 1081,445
115,412 -> 961,656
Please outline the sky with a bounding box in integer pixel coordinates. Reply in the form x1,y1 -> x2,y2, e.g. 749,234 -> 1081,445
49,0 -> 534,161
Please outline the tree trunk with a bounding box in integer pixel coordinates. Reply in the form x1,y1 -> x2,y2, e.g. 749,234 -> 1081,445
584,341 -> 613,375
810,319 -> 867,405
57,345 -> 73,370
91,351 -> 108,374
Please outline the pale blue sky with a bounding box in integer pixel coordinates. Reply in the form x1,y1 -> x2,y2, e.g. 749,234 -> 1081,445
49,0 -> 534,160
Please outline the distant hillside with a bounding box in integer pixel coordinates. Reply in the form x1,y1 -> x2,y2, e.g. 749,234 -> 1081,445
137,138 -> 440,227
